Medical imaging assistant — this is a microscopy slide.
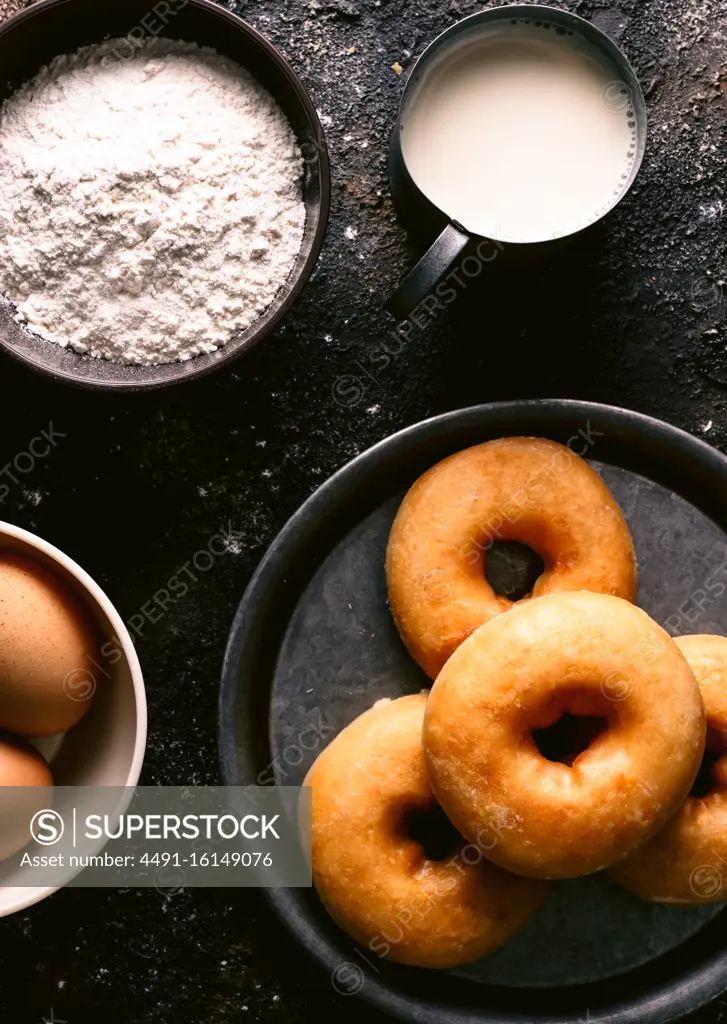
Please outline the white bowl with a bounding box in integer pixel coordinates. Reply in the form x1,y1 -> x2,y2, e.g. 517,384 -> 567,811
0,521 -> 147,916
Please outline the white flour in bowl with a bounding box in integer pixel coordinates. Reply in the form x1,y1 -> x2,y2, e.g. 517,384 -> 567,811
0,1 -> 30,22
0,38 -> 306,364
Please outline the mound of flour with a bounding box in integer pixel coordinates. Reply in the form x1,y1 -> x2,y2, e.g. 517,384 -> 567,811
0,38 -> 306,364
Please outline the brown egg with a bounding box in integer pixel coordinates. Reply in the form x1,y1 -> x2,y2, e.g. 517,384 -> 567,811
0,732 -> 52,785
0,733 -> 53,860
0,553 -> 99,736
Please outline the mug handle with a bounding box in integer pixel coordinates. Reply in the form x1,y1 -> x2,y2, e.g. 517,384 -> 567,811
385,221 -> 470,321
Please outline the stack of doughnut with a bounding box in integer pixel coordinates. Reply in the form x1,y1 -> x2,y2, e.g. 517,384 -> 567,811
306,436 -> 725,970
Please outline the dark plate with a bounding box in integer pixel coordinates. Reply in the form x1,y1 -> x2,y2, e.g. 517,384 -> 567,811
0,0 -> 330,390
219,400 -> 727,1024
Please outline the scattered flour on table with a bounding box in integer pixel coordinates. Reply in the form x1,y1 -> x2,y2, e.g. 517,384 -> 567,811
0,38 -> 306,364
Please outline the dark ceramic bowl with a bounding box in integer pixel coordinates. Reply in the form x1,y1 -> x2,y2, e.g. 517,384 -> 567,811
0,0 -> 330,390
219,400 -> 727,1024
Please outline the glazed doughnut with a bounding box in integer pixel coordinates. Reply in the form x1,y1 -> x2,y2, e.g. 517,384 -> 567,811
305,693 -> 547,968
611,634 -> 727,904
423,592 -> 705,879
386,437 -> 637,678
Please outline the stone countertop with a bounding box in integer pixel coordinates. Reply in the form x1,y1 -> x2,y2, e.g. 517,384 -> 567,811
0,0 -> 725,1021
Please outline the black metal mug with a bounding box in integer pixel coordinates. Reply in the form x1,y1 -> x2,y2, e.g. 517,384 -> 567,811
386,4 -> 647,321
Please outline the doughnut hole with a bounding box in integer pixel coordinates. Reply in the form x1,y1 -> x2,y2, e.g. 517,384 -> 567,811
692,728 -> 727,798
395,798 -> 463,863
529,689 -> 615,767
484,540 -> 545,601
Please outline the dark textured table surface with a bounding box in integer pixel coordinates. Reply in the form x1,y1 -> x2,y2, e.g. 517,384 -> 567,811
0,0 -> 726,1021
